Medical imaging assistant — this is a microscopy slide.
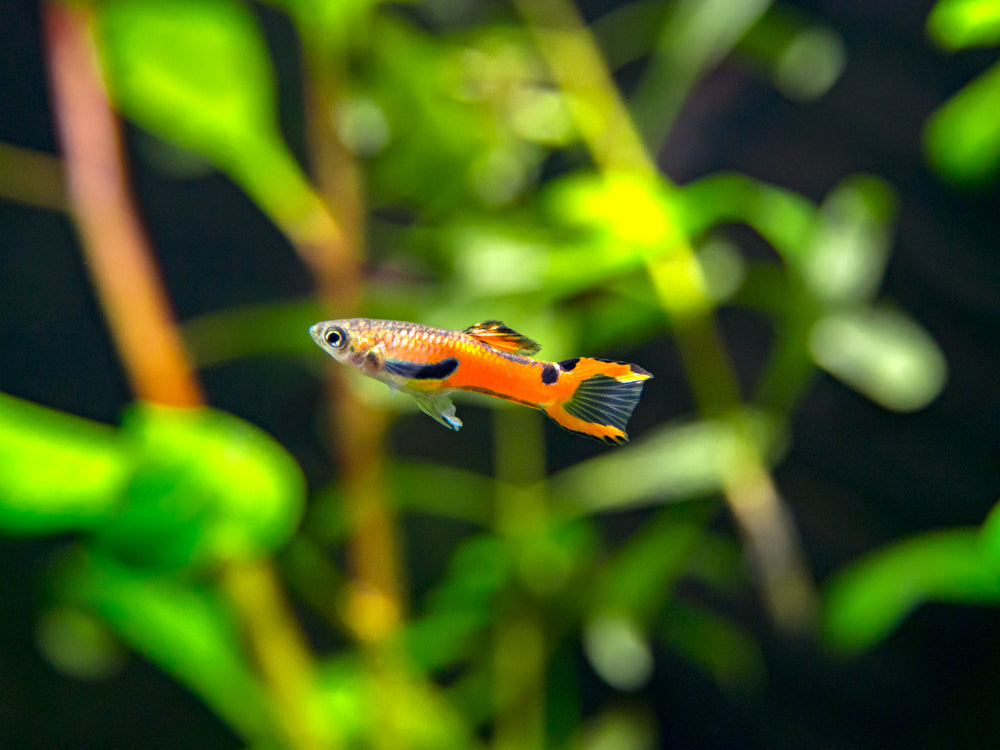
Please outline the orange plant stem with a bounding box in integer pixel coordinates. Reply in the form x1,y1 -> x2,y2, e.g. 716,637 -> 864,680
43,5 -> 328,747
44,2 -> 202,409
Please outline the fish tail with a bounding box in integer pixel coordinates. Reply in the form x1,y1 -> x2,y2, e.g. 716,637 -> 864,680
543,358 -> 652,444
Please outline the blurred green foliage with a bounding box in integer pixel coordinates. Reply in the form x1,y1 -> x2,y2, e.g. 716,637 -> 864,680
925,0 -> 1000,183
4,0 -> 996,747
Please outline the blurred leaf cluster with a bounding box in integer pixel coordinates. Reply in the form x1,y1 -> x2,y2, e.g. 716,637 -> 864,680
2,0 -> 994,748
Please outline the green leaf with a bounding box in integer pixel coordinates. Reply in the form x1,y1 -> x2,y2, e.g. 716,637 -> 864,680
823,529 -> 1000,653
808,306 -> 948,412
924,61 -> 1000,184
979,496 -> 1000,564
182,299 -> 324,368
927,0 -> 1000,49
97,404 -> 305,569
550,413 -> 782,515
390,461 -> 496,526
583,613 -> 654,690
594,504 -> 716,620
96,0 -> 325,237
674,173 -> 818,263
0,392 -> 128,533
800,176 -> 896,304
658,600 -> 764,690
54,550 -> 274,741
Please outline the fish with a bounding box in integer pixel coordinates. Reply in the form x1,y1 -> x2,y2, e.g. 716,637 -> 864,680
309,318 -> 652,444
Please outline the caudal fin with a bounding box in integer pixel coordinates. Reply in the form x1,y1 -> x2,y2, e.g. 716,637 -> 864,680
543,358 -> 652,444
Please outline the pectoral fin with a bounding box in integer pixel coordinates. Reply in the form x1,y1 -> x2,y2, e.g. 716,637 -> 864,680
412,392 -> 463,430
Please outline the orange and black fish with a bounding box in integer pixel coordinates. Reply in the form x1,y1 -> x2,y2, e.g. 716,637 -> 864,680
310,318 -> 652,444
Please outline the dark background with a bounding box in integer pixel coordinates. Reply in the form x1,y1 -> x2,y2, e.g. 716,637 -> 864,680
2,0 -> 999,747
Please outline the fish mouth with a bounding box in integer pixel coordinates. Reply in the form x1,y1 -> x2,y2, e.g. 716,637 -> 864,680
308,323 -> 326,347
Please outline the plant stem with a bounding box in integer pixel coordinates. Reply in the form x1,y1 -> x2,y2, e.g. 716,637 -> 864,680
512,0 -> 816,630
299,25 -> 404,644
493,408 -> 547,750
43,4 -> 328,746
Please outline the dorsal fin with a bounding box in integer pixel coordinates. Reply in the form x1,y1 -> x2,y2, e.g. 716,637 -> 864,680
462,320 -> 541,356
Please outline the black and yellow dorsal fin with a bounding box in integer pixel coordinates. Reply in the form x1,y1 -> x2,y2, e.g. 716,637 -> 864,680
462,320 -> 541,356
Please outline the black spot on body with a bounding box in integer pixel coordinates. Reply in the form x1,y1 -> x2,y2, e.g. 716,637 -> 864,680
558,358 -> 580,371
541,363 -> 559,384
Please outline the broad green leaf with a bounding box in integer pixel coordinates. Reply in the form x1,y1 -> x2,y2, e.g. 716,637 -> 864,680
823,529 -> 1000,653
97,404 -> 305,569
928,0 -> 1000,49
54,550 -> 274,741
0,392 -> 128,533
808,306 -> 947,412
924,61 -> 1000,183
97,0 -> 326,238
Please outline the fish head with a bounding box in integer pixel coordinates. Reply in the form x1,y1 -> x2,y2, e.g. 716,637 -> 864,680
309,319 -> 383,376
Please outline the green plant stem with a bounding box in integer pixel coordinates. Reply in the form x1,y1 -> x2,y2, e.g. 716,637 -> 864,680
512,0 -> 816,630
493,408 -> 547,750
298,21 -> 404,647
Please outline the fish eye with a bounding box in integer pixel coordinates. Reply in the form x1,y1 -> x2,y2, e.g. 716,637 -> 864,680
325,326 -> 348,349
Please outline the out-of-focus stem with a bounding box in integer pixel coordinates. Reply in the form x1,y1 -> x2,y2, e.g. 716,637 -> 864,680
0,143 -> 66,211
44,1 -> 201,409
512,0 -> 816,630
300,33 -> 402,643
43,5 -> 327,747
493,408 -> 547,750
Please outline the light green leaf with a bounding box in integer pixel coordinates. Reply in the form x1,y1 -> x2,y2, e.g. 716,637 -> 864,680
924,61 -> 1000,184
182,299 -> 324,368
583,613 -> 653,690
97,404 -> 305,569
0,392 -> 128,533
801,176 -> 896,304
979,497 -> 1000,563
550,413 -> 782,515
97,0 -> 325,236
823,529 -> 1000,653
674,173 -> 818,263
808,306 -> 947,412
928,0 -> 1000,49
